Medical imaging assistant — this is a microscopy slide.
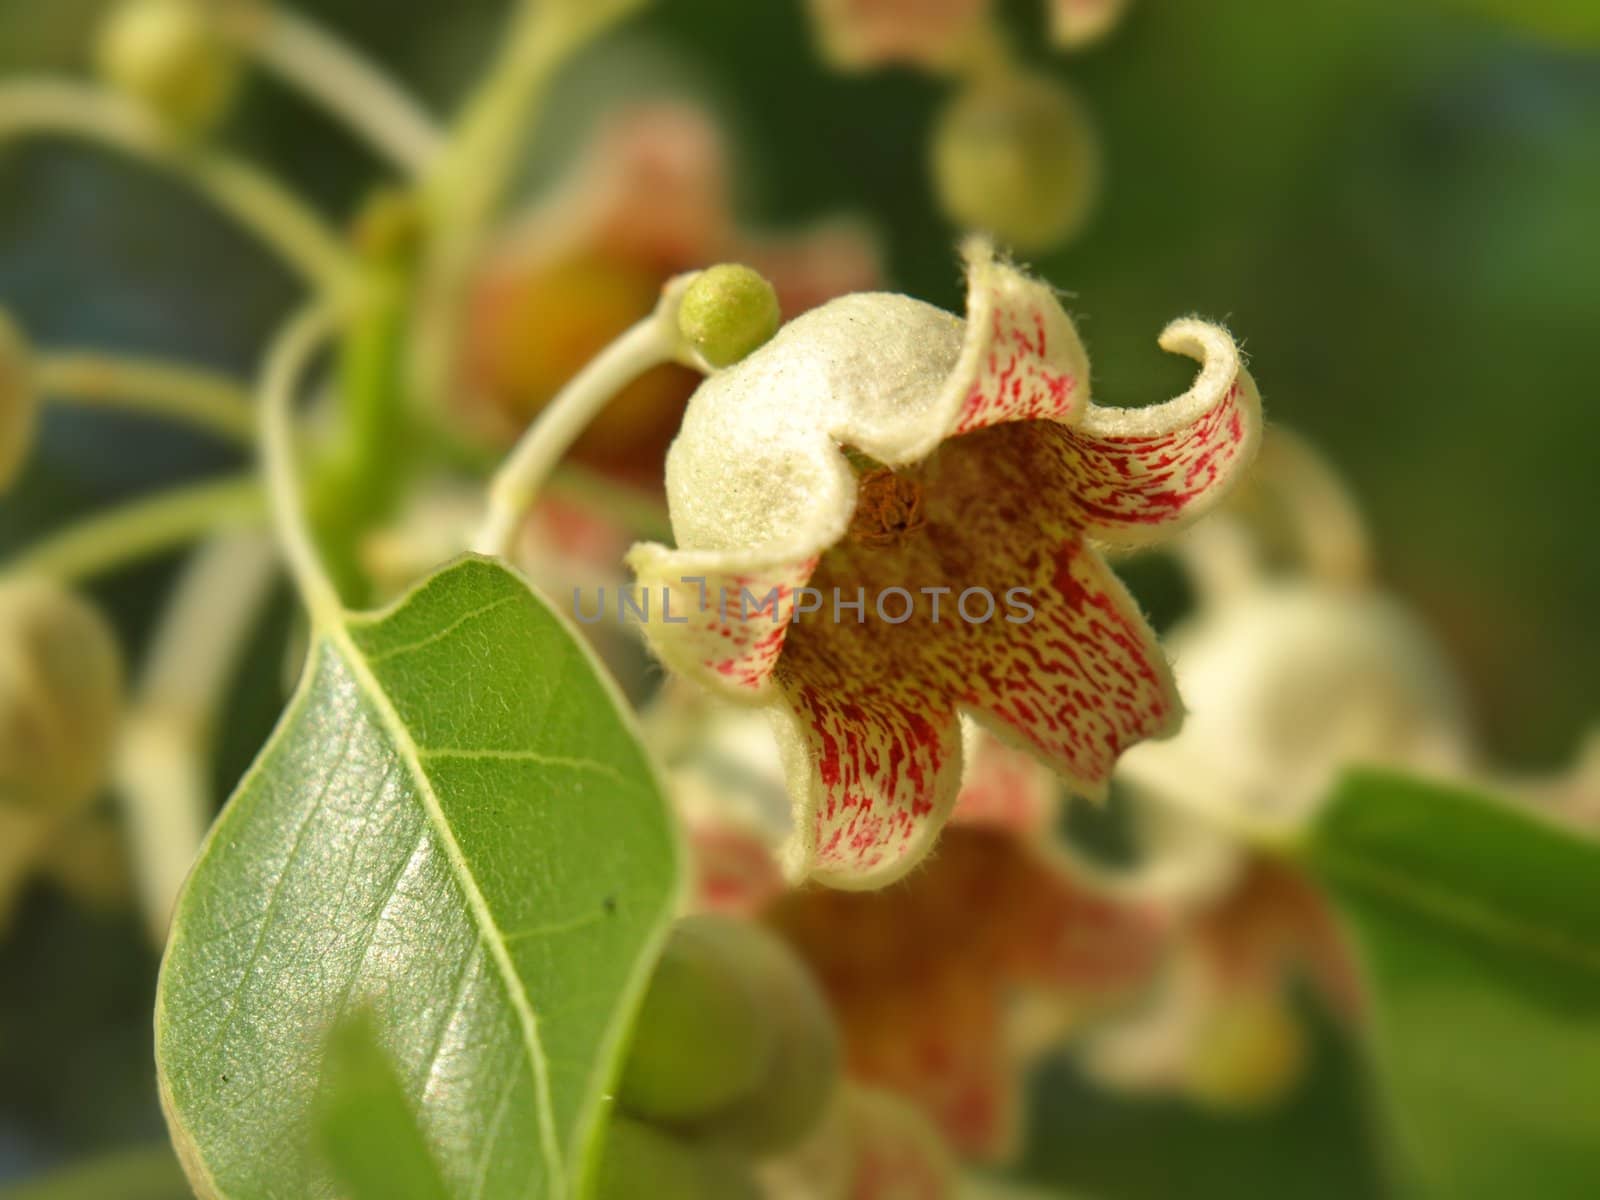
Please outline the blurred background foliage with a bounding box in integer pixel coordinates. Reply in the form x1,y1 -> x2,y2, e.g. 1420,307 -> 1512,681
1,0 -> 1595,1194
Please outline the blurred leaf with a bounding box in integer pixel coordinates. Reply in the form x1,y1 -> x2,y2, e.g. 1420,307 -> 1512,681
1018,1002 -> 1391,1200
1438,0 -> 1600,45
1306,769 -> 1600,1199
315,1013 -> 450,1200
156,557 -> 680,1199
0,1145 -> 188,1200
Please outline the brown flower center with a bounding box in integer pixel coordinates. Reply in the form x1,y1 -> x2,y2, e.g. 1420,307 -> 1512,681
848,467 -> 926,547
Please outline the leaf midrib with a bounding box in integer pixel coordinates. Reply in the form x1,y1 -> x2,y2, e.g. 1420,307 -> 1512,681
1314,842 -> 1600,978
324,617 -> 568,1195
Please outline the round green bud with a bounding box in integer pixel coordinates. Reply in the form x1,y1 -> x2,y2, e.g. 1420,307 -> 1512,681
930,71 -> 1102,254
0,580 -> 125,814
95,0 -> 241,137
619,914 -> 778,1123
691,920 -> 840,1156
0,311 -> 36,493
677,265 -> 781,369
594,1117 -> 761,1200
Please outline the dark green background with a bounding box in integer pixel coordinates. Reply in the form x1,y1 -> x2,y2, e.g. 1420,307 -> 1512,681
1,0 -> 1595,1194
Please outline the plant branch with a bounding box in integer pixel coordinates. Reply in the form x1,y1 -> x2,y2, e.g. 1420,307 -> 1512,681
260,305 -> 346,623
472,293 -> 691,559
229,3 -> 444,177
0,79 -> 358,293
36,352 -> 255,447
7,474 -> 265,582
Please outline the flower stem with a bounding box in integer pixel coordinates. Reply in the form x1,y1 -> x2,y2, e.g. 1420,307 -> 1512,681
410,0 -> 646,422
0,80 -> 358,293
7,474 -> 265,582
229,4 -> 444,177
116,531 -> 278,943
472,305 -> 685,559
35,352 -> 255,447
260,305 -> 346,623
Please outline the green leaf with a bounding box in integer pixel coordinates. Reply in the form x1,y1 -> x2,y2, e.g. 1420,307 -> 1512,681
155,556 -> 681,1200
1304,769 -> 1600,1200
314,1013 -> 451,1200
1437,0 -> 1600,45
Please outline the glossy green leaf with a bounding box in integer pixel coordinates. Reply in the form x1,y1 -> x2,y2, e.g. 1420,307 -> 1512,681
155,556 -> 681,1200
1305,769 -> 1600,1199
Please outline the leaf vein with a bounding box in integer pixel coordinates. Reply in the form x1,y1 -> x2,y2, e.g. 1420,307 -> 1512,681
328,623 -> 568,1193
358,593 -> 518,665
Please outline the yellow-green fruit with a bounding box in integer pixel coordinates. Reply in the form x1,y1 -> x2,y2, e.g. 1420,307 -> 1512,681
594,1117 -> 761,1200
619,914 -> 779,1122
95,0 -> 240,137
0,312 -> 35,493
930,71 -> 1101,254
0,580 -> 124,813
677,265 -> 782,369
694,918 -> 841,1156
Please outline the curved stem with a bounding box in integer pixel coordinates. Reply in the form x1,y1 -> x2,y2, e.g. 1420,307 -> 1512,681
411,0 -> 645,419
35,352 -> 255,447
7,474 -> 265,582
230,4 -> 444,177
472,309 -> 684,559
260,305 -> 346,623
117,531 -> 278,943
0,80 -> 358,293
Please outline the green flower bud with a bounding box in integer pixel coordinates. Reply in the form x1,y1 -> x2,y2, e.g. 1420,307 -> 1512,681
595,1117 -> 761,1200
930,71 -> 1101,254
95,0 -> 241,137
0,580 -> 124,814
677,265 -> 782,369
692,918 -> 840,1156
619,914 -> 778,1123
0,311 -> 36,493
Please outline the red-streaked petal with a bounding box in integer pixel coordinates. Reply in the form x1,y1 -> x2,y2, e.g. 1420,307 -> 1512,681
941,240 -> 1090,440
1001,843 -> 1169,995
951,724 -> 1062,837
847,980 -> 1020,1161
957,534 -> 1181,798
1062,319 -> 1263,546
772,679 -> 965,888
685,821 -> 787,917
626,543 -> 819,699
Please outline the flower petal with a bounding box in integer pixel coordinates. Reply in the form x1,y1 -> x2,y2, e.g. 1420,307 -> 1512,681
935,239 -> 1090,447
1061,319 -> 1263,547
954,533 -> 1181,798
625,542 -> 821,698
951,720 -> 1062,837
657,239 -> 1087,565
808,0 -> 992,72
769,829 -> 1162,1158
771,676 -> 965,888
